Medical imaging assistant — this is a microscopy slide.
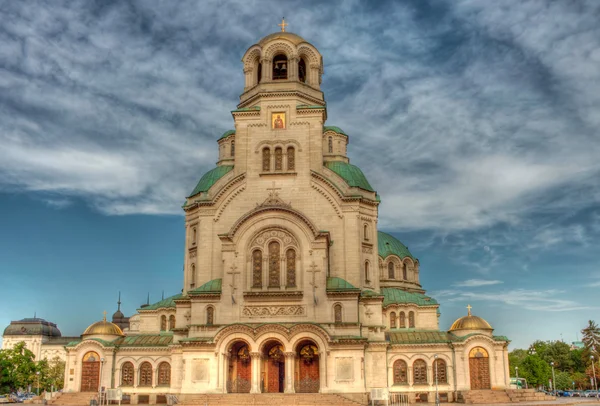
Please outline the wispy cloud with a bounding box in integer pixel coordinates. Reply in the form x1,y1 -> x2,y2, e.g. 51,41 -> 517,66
453,279 -> 503,288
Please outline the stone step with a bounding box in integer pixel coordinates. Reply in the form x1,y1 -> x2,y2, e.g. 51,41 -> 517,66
179,393 -> 361,406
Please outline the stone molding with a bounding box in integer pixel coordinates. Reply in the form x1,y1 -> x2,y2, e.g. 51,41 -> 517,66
241,305 -> 306,317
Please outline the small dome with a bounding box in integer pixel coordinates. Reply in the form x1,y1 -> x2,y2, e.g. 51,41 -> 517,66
112,310 -> 124,319
3,318 -> 61,337
378,231 -> 415,260
258,32 -> 306,46
83,319 -> 124,337
449,306 -> 493,332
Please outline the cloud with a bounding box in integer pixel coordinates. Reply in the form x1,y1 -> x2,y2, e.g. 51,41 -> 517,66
453,279 -> 503,287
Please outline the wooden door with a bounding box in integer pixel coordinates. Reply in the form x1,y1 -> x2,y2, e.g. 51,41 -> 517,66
80,360 -> 100,392
267,359 -> 284,393
469,357 -> 491,389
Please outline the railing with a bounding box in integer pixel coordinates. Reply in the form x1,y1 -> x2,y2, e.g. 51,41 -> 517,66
389,393 -> 409,406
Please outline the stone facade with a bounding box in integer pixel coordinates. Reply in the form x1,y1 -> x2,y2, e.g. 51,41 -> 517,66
2,29 -> 510,404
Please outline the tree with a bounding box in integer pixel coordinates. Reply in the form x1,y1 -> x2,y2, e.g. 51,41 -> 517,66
0,342 -> 38,393
531,340 -> 574,372
582,320 -> 600,356
554,371 -> 573,390
38,357 -> 65,391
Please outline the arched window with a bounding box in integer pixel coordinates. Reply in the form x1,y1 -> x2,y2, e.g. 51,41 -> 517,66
121,362 -> 134,386
434,358 -> 447,383
158,362 -> 170,386
257,62 -> 262,84
268,241 -> 281,287
364,261 -> 370,283
160,315 -> 167,331
168,315 -> 176,331
190,263 -> 196,288
399,312 -> 406,328
192,227 -> 196,245
206,306 -> 214,325
272,54 -> 288,79
274,147 -> 283,171
363,224 -> 369,241
286,249 -> 296,287
298,58 -> 306,83
328,136 -> 333,153
334,304 -> 342,323
252,250 -> 262,288
262,148 -> 270,172
230,140 -> 235,157
402,264 -> 407,280
388,262 -> 394,279
287,147 -> 295,170
139,362 -> 153,386
390,312 -> 396,329
392,360 -> 408,384
413,359 -> 427,384
409,311 -> 415,328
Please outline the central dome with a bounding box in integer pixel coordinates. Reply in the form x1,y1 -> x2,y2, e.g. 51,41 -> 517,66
83,319 -> 124,337
258,31 -> 306,46
449,307 -> 493,332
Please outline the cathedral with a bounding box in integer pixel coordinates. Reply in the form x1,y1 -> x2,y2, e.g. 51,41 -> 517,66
2,26 -> 510,404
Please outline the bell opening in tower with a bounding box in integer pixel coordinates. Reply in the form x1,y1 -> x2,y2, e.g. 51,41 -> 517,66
272,54 -> 287,80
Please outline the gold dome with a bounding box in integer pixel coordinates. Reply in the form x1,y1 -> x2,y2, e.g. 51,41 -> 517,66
83,313 -> 124,337
258,31 -> 306,46
449,305 -> 493,331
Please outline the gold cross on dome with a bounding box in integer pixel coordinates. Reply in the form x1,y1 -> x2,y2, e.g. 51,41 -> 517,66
103,310 -> 107,321
466,304 -> 472,316
278,17 -> 288,32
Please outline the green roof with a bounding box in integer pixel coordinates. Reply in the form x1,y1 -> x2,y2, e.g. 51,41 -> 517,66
188,165 -> 234,197
111,334 -> 173,347
326,277 -> 359,292
218,130 -> 236,140
323,126 -> 347,136
139,293 -> 183,311
189,278 -> 222,294
361,289 -> 384,298
231,106 -> 260,113
387,331 -> 456,344
297,105 -> 325,110
378,231 -> 415,260
324,161 -> 374,192
381,288 -> 438,307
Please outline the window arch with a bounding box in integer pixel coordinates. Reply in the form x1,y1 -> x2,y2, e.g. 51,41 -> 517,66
268,241 -> 281,287
390,312 -> 396,329
160,315 -> 167,331
257,62 -> 262,84
364,261 -> 370,283
363,224 -> 369,241
192,227 -> 197,245
334,304 -> 342,324
298,58 -> 306,83
274,147 -> 283,171
190,263 -> 196,288
139,362 -> 153,386
230,140 -> 235,157
328,136 -> 333,153
393,360 -> 408,384
158,362 -> 171,386
252,249 -> 263,288
287,146 -> 295,170
286,249 -> 296,287
206,306 -> 214,325
434,358 -> 447,384
121,362 -> 134,386
262,148 -> 271,172
388,262 -> 394,279
168,315 -> 175,331
272,54 -> 288,79
409,311 -> 415,328
413,359 -> 427,384
399,311 -> 406,328
402,264 -> 407,280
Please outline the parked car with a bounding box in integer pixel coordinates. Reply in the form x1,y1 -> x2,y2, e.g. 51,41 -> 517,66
0,395 -> 11,404
584,390 -> 599,397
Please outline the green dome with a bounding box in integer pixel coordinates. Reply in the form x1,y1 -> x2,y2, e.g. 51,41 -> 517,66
218,130 -> 235,140
325,161 -> 374,192
323,126 -> 347,136
378,231 -> 415,260
188,165 -> 233,197
381,288 -> 437,307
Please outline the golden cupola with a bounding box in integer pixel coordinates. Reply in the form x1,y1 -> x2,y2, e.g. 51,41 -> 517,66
449,305 -> 493,336
82,312 -> 124,339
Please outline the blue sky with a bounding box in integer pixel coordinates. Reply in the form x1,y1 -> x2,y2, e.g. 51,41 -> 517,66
1,0 -> 599,350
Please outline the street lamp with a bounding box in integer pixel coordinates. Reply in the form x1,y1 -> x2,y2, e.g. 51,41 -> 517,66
515,366 -> 519,390
550,362 -> 556,395
591,355 -> 597,393
36,371 -> 40,396
98,357 -> 105,406
434,354 -> 439,406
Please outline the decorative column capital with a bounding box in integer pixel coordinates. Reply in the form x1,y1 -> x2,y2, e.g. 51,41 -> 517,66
284,352 -> 296,359
250,352 -> 262,359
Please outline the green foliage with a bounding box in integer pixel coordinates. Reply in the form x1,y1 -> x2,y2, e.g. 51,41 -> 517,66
39,357 -> 65,390
582,320 -> 600,356
531,340 -> 574,371
554,371 -> 573,390
0,342 -> 38,393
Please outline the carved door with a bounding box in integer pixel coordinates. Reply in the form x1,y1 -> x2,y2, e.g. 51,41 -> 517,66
469,357 -> 491,389
80,361 -> 100,392
267,359 -> 284,393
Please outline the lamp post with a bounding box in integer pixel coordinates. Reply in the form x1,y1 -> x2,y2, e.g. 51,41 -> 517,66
550,362 -> 556,395
36,371 -> 40,396
515,366 -> 519,390
591,354 -> 597,393
434,354 -> 439,406
98,357 -> 105,406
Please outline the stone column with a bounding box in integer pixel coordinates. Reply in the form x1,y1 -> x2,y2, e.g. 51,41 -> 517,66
289,57 -> 299,81
284,352 -> 295,393
219,352 -> 230,393
261,59 -> 270,82
250,352 -> 261,393
319,351 -> 328,391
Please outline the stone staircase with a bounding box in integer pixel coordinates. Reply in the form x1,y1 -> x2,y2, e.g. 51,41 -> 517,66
457,389 -> 556,404
48,392 -> 97,405
179,393 -> 362,406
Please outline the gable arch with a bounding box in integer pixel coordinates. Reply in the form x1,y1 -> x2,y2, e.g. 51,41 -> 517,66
227,205 -> 321,239
262,41 -> 296,61
297,44 -> 320,66
243,46 -> 262,70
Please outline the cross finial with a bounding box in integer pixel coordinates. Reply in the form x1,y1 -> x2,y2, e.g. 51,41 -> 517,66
103,310 -> 107,321
278,17 -> 288,32
466,304 -> 472,316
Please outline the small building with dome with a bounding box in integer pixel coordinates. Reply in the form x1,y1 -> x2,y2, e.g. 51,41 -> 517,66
2,23 -> 510,404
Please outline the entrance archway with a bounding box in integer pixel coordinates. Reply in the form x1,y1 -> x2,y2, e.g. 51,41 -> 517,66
262,340 -> 285,393
295,340 -> 319,393
80,351 -> 100,392
469,347 -> 491,389
227,341 -> 251,393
